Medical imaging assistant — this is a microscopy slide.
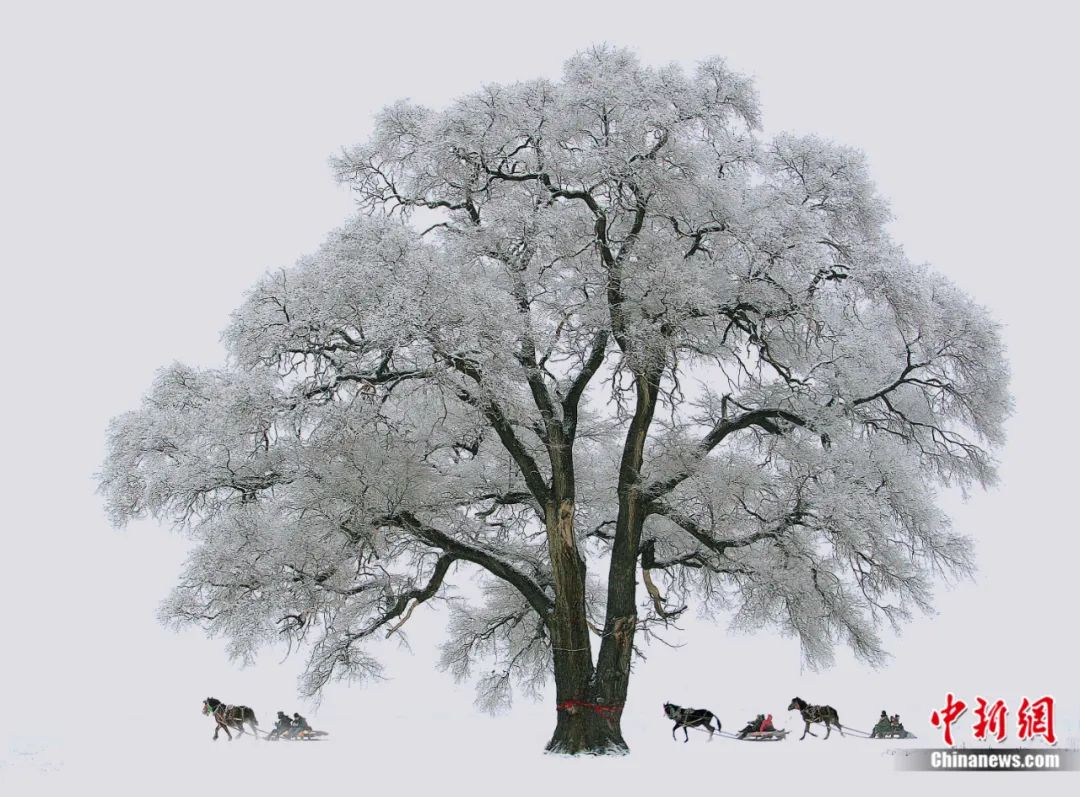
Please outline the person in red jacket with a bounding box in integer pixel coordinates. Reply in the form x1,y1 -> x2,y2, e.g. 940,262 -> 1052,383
759,713 -> 775,732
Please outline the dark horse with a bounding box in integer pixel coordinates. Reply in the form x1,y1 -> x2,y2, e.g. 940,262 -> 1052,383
663,702 -> 722,742
203,697 -> 259,741
788,697 -> 843,740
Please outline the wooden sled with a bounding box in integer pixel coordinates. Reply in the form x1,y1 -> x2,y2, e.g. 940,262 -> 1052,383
739,729 -> 788,741
267,730 -> 329,741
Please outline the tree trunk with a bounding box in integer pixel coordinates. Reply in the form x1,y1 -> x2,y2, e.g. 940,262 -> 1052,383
544,493 -> 629,753
545,684 -> 627,754
543,442 -> 628,754
588,372 -> 662,752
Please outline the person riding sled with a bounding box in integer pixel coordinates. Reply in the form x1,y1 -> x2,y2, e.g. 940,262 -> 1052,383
737,714 -> 766,739
759,713 -> 775,732
289,712 -> 312,738
872,710 -> 907,738
268,711 -> 293,740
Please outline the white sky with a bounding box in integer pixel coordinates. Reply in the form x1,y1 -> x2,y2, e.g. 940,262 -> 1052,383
2,0 -> 1078,774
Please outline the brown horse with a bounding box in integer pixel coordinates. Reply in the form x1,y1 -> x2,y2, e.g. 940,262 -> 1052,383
203,697 -> 259,741
788,697 -> 843,740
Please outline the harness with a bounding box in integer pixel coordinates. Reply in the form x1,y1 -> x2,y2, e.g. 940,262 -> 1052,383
211,703 -> 245,726
796,701 -> 840,730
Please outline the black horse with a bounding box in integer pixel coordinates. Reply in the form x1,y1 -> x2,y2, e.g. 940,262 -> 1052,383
203,697 -> 259,741
663,702 -> 721,742
788,696 -> 843,740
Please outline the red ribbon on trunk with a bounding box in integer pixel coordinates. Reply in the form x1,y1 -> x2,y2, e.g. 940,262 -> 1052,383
557,699 -> 623,717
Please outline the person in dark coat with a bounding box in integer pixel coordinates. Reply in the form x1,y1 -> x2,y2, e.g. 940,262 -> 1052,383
737,714 -> 766,739
872,710 -> 892,738
289,712 -> 312,738
268,711 -> 292,740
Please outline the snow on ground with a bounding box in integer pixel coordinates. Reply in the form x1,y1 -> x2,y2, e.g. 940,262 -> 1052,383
4,709 -> 1075,796
4,605 -> 1076,796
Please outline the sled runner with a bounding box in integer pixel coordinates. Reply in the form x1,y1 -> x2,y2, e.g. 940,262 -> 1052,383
869,729 -> 915,739
267,729 -> 329,741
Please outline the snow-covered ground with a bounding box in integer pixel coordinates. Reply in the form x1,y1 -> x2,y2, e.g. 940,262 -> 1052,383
5,712 -> 1074,796
7,615 -> 1078,797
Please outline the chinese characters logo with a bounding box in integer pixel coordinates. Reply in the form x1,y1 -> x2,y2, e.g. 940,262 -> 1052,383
931,694 -> 1055,746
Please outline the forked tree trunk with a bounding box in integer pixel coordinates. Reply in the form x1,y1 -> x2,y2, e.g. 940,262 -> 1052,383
543,375 -> 659,755
543,447 -> 629,754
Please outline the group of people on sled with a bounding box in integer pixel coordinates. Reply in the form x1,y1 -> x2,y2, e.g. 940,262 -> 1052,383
737,712 -> 777,738
870,710 -> 906,738
267,711 -> 314,740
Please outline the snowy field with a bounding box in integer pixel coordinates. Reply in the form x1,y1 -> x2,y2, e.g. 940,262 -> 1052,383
4,605 -> 1077,797
4,713 -> 1075,796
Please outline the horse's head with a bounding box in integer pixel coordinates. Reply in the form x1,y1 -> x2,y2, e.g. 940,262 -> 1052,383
203,697 -> 220,716
663,702 -> 678,719
788,697 -> 805,711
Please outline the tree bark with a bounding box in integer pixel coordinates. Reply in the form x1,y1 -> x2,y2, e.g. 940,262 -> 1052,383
544,373 -> 659,754
589,372 -> 662,751
545,689 -> 627,754
543,434 -> 628,754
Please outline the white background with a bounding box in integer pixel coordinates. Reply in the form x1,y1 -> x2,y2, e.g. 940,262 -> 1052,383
2,1 -> 1077,793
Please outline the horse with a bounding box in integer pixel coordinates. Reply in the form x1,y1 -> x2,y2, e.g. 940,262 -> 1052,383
787,696 -> 843,740
663,702 -> 721,742
202,697 -> 259,741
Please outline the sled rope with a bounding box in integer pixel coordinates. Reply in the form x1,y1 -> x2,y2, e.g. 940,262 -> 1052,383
839,725 -> 875,739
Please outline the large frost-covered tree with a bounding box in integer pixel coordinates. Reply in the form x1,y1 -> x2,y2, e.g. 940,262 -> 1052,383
100,46 -> 1010,754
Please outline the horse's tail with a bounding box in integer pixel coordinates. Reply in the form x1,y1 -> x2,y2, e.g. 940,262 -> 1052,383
711,711 -> 721,733
249,709 -> 259,727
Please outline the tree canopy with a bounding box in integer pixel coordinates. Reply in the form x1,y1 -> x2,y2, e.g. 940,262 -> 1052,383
100,46 -> 1010,753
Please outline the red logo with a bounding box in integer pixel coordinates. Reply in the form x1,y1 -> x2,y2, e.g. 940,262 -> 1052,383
931,694 -> 1055,746
930,693 -> 968,746
972,697 -> 1008,742
1017,696 -> 1056,745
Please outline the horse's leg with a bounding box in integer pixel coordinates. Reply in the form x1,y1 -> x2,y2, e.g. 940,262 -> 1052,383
672,723 -> 678,741
222,722 -> 233,741
684,725 -> 690,743
800,721 -> 808,740
824,721 -> 831,739
213,724 -> 220,741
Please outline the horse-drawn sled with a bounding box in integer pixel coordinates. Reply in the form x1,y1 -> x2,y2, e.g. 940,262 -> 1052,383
663,704 -> 790,743
203,698 -> 330,742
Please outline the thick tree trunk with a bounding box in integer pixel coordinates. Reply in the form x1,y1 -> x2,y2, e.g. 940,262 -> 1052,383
543,441 -> 628,754
544,492 -> 630,753
589,372 -> 661,750
545,686 -> 627,754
